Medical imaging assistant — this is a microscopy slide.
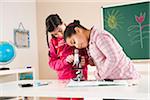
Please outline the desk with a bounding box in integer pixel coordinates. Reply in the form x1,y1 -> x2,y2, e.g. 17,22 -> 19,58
0,76 -> 149,100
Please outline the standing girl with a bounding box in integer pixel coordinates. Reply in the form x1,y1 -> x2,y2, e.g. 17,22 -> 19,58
64,20 -> 139,80
45,14 -> 88,100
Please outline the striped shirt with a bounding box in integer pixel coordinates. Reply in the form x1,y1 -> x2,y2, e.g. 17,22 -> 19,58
88,26 -> 139,80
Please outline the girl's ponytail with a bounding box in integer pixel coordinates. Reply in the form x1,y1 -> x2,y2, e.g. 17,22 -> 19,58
46,29 -> 50,48
73,20 -> 80,25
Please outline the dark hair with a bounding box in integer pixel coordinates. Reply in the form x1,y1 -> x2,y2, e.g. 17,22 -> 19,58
45,14 -> 62,48
64,20 -> 87,42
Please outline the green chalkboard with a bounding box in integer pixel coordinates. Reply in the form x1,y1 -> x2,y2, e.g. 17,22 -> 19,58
102,2 -> 150,59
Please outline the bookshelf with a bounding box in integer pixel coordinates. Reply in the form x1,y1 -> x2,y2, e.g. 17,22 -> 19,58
0,68 -> 36,100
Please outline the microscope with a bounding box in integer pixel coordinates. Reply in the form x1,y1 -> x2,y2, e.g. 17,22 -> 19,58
72,49 -> 85,81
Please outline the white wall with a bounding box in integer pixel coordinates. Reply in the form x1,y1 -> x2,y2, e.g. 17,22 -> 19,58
0,0 -> 39,80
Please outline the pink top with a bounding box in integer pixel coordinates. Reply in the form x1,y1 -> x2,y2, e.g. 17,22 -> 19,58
49,37 -> 88,80
88,26 -> 139,80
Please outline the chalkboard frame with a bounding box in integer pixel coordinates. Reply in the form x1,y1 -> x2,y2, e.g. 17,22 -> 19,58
101,0 -> 150,62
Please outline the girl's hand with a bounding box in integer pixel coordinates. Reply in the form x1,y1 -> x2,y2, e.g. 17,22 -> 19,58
80,56 -> 86,66
88,57 -> 95,66
94,70 -> 101,80
66,55 -> 74,63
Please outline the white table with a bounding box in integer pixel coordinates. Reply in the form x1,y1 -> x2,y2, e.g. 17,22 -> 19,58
0,76 -> 149,100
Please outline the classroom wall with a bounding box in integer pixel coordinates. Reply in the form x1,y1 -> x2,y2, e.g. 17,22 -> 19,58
36,0 -> 149,80
0,0 -> 39,81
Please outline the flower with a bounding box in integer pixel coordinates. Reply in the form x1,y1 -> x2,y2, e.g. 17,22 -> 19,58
135,14 -> 145,24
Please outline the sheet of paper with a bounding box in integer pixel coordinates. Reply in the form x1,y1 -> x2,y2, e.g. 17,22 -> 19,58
67,80 -> 129,87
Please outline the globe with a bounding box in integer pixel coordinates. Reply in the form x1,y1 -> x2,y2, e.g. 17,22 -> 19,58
0,41 -> 15,65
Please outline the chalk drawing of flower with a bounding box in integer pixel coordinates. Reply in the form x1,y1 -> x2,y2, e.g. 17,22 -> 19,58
128,12 -> 150,48
135,15 -> 144,24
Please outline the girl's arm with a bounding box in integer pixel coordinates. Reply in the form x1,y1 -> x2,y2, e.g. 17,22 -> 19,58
48,41 -> 71,71
95,34 -> 120,79
49,56 -> 69,71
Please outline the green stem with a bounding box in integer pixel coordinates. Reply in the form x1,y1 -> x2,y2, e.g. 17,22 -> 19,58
139,24 -> 143,48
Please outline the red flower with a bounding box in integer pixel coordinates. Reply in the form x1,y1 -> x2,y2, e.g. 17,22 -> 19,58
135,15 -> 144,24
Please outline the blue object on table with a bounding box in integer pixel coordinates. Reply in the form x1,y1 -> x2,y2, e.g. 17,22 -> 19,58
20,73 -> 33,80
34,81 -> 49,87
0,41 -> 16,65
